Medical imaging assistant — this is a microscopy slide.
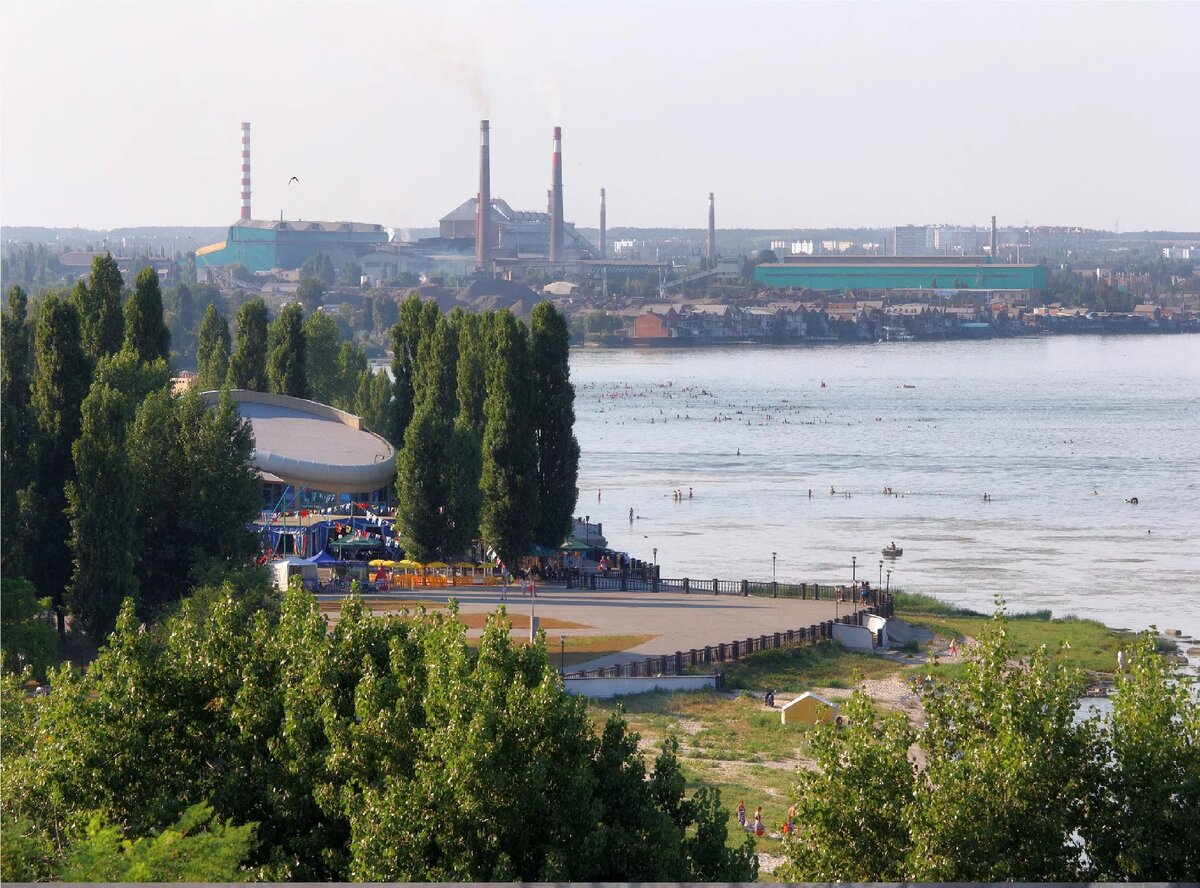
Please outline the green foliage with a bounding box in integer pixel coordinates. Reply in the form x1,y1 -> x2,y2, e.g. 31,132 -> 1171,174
125,390 -> 259,619
1,286 -> 34,576
354,368 -> 392,435
27,292 -> 91,630
88,253 -> 126,359
1,585 -> 754,881
123,267 -> 170,365
0,579 -> 57,680
480,312 -> 536,565
529,302 -> 579,547
303,309 -> 340,404
296,275 -> 326,314
892,589 -> 981,616
92,347 -> 171,408
300,251 -> 335,286
452,308 -> 488,430
1082,630 -> 1200,879
778,607 -> 1197,881
226,298 -> 269,391
266,303 -> 308,398
195,303 -> 231,391
335,340 -> 368,410
386,296 -> 437,447
58,803 -> 254,882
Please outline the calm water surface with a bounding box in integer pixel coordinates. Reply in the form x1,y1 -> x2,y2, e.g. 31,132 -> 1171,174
570,336 -> 1200,637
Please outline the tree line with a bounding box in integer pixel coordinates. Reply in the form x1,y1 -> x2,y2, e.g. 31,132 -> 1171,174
2,258 -> 261,653
1,582 -> 757,882
778,610 -> 1199,882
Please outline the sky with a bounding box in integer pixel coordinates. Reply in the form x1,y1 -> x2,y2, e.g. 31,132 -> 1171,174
2,1 -> 1198,233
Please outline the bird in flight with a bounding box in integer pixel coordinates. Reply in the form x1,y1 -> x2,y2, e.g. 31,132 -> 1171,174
288,176 -> 299,185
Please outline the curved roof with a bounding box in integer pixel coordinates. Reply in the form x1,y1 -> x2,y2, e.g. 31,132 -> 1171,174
201,390 -> 395,493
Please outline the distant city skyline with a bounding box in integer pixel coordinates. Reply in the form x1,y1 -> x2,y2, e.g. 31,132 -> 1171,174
2,1 -> 1198,232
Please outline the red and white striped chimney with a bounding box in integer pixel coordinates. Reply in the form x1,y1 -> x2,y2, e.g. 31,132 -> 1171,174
549,126 -> 565,261
476,120 -> 491,269
240,122 -> 251,221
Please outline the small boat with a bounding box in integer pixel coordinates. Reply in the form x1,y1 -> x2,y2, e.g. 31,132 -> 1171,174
902,384 -> 916,389
882,545 -> 903,557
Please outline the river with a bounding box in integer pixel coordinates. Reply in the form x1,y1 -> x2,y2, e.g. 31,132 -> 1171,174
570,335 -> 1200,638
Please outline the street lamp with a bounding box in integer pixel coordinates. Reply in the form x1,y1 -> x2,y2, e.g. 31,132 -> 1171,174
852,555 -> 857,588
879,560 -> 883,588
772,552 -> 777,582
560,635 -> 566,675
886,569 -> 892,596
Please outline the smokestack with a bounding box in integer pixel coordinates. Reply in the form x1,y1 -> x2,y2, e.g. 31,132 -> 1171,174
707,192 -> 716,262
599,188 -> 607,259
476,120 -> 491,269
990,215 -> 997,261
550,126 -> 565,261
240,122 -> 251,221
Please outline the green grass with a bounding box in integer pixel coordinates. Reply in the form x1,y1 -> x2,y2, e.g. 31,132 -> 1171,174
697,642 -> 899,691
899,609 -> 1122,674
890,589 -> 982,616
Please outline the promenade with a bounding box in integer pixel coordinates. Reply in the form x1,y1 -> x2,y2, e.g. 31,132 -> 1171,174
327,585 -> 869,671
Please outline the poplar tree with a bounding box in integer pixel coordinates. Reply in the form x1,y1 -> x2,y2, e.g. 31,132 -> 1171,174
303,309 -> 340,404
336,341 -> 368,410
195,304 -> 231,391
529,302 -> 579,547
2,286 -> 34,577
452,308 -> 489,431
67,383 -> 137,638
70,278 -> 104,362
226,298 -> 269,391
386,297 -> 438,447
90,253 -> 126,359
267,303 -> 308,399
123,267 -> 170,365
26,294 -> 90,632
479,312 -> 536,564
394,316 -> 457,560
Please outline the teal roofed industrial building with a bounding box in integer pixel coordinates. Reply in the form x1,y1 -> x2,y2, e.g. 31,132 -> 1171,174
754,260 -> 1047,292
196,219 -> 389,274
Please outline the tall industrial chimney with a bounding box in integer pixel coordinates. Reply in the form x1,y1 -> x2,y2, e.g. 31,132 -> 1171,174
476,120 -> 491,269
707,192 -> 716,262
990,215 -> 997,260
599,188 -> 607,259
240,122 -> 251,221
550,126 -> 565,261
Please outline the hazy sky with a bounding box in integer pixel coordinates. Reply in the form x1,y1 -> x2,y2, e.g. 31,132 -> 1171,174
3,1 -> 1198,232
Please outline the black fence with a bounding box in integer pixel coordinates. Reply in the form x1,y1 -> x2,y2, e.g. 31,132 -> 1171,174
564,598 -> 893,679
566,570 -> 887,605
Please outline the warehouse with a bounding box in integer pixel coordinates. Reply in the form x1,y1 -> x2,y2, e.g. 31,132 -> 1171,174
754,259 -> 1047,292
195,219 -> 390,275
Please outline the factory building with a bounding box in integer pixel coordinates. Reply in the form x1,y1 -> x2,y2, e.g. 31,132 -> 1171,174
438,197 -> 599,259
755,257 -> 1047,292
194,122 -> 389,275
196,219 -> 389,274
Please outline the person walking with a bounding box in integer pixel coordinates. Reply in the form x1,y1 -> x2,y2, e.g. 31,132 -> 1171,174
753,807 -> 765,837
737,800 -> 746,828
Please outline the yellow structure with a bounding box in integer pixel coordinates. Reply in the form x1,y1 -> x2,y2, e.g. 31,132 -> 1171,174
780,691 -> 838,726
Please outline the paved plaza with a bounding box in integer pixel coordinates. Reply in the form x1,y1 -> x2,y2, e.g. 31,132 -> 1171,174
342,585 -> 866,671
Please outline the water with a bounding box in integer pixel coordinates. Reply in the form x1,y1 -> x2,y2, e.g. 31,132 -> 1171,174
570,335 -> 1200,638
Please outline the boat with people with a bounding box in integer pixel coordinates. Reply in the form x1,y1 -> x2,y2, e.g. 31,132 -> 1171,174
882,542 -> 903,557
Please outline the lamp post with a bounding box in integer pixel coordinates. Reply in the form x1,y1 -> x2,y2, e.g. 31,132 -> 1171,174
879,560 -> 883,588
560,635 -> 566,675
852,556 -> 857,599
886,569 -> 892,596
772,551 -> 777,582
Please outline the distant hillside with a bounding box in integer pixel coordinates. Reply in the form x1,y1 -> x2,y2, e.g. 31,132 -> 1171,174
2,225 -> 228,252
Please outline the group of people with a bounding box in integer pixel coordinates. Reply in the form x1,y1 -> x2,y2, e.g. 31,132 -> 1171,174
671,487 -> 693,502
737,801 -> 797,838
498,573 -> 536,601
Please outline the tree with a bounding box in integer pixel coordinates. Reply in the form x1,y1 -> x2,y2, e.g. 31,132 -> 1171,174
340,260 -> 362,287
303,309 -> 340,404
92,347 -> 171,408
778,691 -> 915,881
479,312 -> 536,565
70,278 -> 104,362
354,369 -> 392,434
394,316 -> 458,561
296,276 -> 326,314
123,267 -> 170,365
1082,630 -> 1200,879
452,308 -> 488,431
0,586 -> 756,882
529,302 -> 580,547
1,286 -> 34,577
335,341 -> 368,411
89,253 -> 126,359
66,383 -> 138,639
0,579 -> 57,681
195,303 -> 231,391
267,303 -> 308,398
301,251 -> 335,286
26,293 -> 90,633
385,297 -> 438,447
226,298 -> 269,391
126,391 -> 259,619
